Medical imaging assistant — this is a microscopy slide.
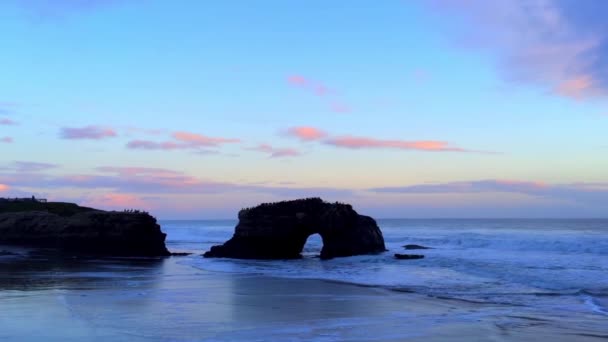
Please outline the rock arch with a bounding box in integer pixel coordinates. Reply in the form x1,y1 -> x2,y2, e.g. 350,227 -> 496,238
203,198 -> 386,260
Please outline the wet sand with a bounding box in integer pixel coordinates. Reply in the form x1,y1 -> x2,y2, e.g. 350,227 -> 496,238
0,252 -> 606,341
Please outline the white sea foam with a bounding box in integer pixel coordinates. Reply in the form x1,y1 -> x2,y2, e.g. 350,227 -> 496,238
583,295 -> 608,316
162,218 -> 608,315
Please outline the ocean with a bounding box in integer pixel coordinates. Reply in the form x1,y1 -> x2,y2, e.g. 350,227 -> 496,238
1,218 -> 607,341
166,219 -> 608,316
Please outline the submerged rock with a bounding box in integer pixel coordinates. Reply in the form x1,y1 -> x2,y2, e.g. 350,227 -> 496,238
394,253 -> 424,260
204,198 -> 386,260
403,244 -> 432,250
0,210 -> 170,257
170,252 -> 192,256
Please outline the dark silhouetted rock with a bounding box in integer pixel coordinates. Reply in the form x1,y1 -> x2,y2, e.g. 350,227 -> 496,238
0,210 -> 169,257
204,198 -> 386,260
170,252 -> 192,256
394,253 -> 424,260
403,244 -> 432,250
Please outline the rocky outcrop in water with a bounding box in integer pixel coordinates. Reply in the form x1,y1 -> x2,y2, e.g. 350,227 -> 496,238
204,198 -> 386,260
394,253 -> 424,260
0,210 -> 169,256
403,244 -> 432,250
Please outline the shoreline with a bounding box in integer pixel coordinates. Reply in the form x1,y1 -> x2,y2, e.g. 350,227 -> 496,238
1,254 -> 607,341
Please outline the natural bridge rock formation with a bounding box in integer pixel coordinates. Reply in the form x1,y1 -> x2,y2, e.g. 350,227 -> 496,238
0,209 -> 170,257
204,198 -> 386,260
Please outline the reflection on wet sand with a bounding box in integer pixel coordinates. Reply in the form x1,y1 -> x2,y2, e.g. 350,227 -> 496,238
1,250 -> 607,341
0,247 -> 167,291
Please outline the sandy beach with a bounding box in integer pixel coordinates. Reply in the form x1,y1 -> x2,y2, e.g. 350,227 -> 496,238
1,251 -> 606,342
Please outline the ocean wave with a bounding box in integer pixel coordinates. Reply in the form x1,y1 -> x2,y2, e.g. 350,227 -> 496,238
165,219 -> 608,316
582,294 -> 608,316
389,233 -> 608,255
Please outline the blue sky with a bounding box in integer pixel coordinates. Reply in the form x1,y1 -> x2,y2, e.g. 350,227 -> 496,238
1,0 -> 607,218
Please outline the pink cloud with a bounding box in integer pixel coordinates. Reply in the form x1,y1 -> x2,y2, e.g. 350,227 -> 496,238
96,166 -> 183,177
555,75 -> 594,99
313,84 -> 330,97
494,179 -> 548,189
0,166 -> 352,200
287,74 -> 333,97
283,127 -> 490,153
251,143 -> 273,153
1,137 -> 13,143
325,136 -> 467,152
249,144 -> 301,158
82,193 -> 149,211
287,75 -> 309,86
287,74 -> 353,112
61,125 -> 117,140
127,131 -> 240,152
0,184 -> 9,192
430,0 -> 608,99
270,148 -> 300,158
286,126 -> 327,141
0,118 -> 17,125
172,131 -> 240,146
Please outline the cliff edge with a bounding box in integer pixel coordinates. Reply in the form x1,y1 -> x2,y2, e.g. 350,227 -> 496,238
0,202 -> 169,256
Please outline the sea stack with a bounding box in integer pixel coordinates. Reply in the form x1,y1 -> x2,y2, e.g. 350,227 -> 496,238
204,198 -> 386,260
0,201 -> 170,256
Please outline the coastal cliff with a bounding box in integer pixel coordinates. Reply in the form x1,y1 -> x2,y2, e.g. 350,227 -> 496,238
0,203 -> 169,256
204,198 -> 386,260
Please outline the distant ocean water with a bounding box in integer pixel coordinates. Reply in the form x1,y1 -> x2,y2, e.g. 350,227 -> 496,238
162,219 -> 608,316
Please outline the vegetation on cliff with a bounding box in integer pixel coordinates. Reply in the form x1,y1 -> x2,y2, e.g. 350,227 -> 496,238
0,201 -> 97,217
0,200 -> 169,256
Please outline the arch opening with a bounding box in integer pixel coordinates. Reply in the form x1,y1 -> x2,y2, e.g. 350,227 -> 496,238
300,233 -> 323,258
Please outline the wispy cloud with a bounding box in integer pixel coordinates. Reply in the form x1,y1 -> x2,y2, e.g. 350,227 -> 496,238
7,161 -> 59,172
325,136 -> 471,152
328,102 -> 351,114
0,137 -> 13,143
0,166 -> 351,199
126,140 -> 186,150
126,131 -> 240,152
287,75 -> 332,97
283,126 -> 491,153
0,102 -> 18,115
430,0 -> 608,99
287,74 -> 351,113
248,144 -> 301,158
95,166 -> 183,177
124,126 -> 165,136
172,131 -> 240,146
285,126 -> 327,141
0,118 -> 17,126
60,125 -> 117,140
369,179 -> 608,204
82,193 -> 149,210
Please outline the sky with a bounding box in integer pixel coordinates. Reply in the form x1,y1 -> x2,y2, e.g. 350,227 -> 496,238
1,0 -> 607,219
